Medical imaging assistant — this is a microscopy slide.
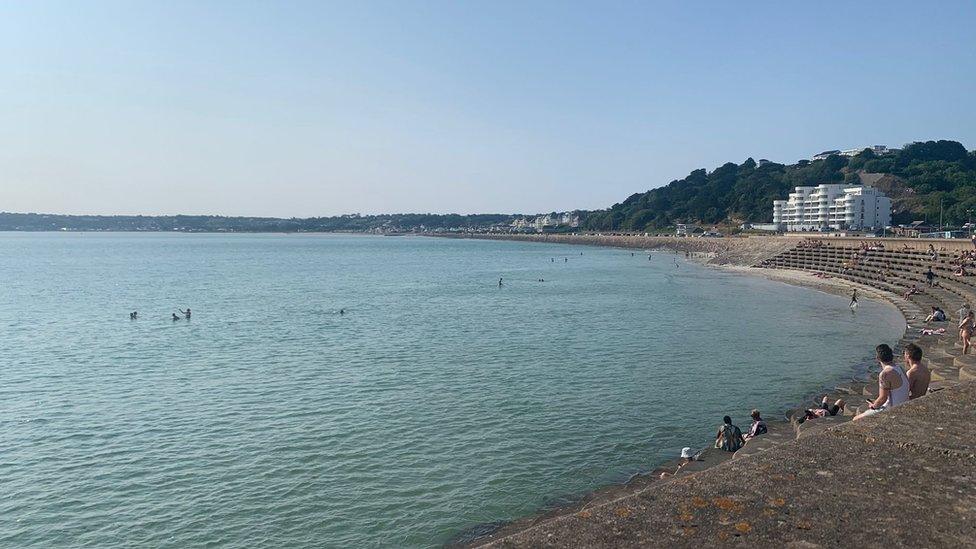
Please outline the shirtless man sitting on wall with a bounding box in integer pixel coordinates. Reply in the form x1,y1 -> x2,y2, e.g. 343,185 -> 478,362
903,343 -> 931,400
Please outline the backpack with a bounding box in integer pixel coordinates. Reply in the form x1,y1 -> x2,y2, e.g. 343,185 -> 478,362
717,424 -> 742,452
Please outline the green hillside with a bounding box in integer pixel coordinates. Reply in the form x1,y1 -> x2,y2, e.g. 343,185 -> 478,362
582,140 -> 976,231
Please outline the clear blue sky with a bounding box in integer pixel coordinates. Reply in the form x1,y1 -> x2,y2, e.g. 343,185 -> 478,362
2,1 -> 974,217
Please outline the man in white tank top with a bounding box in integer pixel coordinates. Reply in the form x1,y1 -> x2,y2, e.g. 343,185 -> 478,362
854,344 -> 910,421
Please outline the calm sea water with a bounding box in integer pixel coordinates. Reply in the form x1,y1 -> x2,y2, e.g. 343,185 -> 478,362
0,233 -> 904,547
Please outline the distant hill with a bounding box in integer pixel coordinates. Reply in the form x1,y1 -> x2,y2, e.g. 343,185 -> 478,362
582,140 -> 976,231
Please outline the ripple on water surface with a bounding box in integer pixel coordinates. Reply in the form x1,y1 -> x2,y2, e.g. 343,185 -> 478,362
0,233 -> 905,547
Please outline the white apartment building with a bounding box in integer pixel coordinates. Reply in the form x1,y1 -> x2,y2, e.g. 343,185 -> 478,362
772,184 -> 891,231
812,145 -> 899,160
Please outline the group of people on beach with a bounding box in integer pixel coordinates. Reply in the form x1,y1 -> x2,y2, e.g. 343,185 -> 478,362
659,410 -> 767,479
713,410 -> 766,453
858,240 -> 885,252
950,250 -> 976,277
690,338 -> 932,467
922,302 -> 975,355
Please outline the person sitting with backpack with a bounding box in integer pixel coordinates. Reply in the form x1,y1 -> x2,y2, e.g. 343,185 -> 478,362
715,415 -> 746,452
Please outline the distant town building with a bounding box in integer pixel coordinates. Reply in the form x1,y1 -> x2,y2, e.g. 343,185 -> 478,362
812,150 -> 841,161
839,145 -> 899,157
675,223 -> 700,236
510,212 -> 580,233
891,221 -> 934,238
812,145 -> 899,160
741,222 -> 781,232
772,184 -> 891,232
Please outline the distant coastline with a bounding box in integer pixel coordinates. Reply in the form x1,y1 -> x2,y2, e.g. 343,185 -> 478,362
0,211 -> 530,234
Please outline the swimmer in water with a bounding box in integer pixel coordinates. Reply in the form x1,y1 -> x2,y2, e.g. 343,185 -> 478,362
498,277 -> 503,287
172,313 -> 180,321
130,311 -> 138,320
180,308 -> 191,319
340,308 -> 345,315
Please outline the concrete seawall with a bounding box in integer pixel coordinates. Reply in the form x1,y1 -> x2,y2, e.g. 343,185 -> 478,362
474,381 -> 976,547
447,234 -> 976,547
433,233 -> 802,266
436,233 -> 976,267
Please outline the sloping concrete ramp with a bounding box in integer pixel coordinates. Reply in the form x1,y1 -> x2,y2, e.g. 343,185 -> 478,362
472,382 -> 976,548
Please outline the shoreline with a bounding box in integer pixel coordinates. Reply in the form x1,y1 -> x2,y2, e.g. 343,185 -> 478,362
445,234 -> 914,547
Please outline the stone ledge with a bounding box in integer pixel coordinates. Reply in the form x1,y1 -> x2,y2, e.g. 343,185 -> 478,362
469,382 -> 976,548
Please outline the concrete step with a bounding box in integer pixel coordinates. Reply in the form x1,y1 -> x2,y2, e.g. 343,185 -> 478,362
671,447 -> 734,478
960,365 -> 976,382
931,368 -> 958,382
794,413 -> 851,439
942,346 -> 965,357
954,354 -> 976,369
923,355 -> 956,370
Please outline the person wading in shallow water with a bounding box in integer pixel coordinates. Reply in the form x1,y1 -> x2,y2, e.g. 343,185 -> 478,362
498,278 -> 503,287
179,308 -> 191,319
849,289 -> 858,308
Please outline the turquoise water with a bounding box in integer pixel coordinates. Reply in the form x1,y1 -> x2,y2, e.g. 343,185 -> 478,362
0,233 -> 904,547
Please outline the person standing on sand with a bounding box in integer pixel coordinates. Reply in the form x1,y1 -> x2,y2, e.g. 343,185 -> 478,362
903,343 -> 930,399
